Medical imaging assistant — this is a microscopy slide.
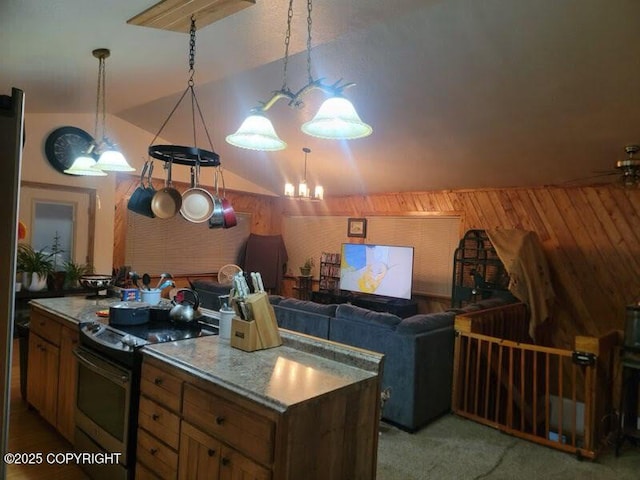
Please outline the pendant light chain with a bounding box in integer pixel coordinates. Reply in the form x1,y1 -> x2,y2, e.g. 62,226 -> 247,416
189,16 -> 198,148
100,55 -> 107,141
93,56 -> 102,142
282,0 -> 294,91
149,15 -> 217,156
306,0 -> 313,84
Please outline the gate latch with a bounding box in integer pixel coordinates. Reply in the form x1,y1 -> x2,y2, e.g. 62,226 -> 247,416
572,351 -> 596,366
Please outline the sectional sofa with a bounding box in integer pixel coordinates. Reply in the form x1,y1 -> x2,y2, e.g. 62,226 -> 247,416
191,278 -> 515,432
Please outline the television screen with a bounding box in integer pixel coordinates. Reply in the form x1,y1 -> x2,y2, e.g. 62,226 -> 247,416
339,243 -> 414,300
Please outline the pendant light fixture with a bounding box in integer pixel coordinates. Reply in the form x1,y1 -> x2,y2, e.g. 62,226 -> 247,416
66,49 -> 135,175
284,147 -> 323,200
226,0 -> 372,151
148,16 -> 220,168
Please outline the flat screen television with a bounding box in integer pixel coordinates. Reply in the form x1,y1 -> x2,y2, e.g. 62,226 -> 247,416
339,243 -> 414,300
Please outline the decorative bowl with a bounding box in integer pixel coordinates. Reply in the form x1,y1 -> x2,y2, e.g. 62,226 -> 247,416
80,274 -> 114,290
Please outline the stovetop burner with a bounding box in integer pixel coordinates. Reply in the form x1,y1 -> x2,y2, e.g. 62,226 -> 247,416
79,316 -> 219,367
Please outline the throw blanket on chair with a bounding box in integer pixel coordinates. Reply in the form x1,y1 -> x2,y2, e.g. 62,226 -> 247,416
239,234 -> 288,294
486,229 -> 554,341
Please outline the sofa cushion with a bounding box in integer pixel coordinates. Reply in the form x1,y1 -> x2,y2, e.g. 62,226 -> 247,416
335,304 -> 402,330
269,295 -> 284,305
396,311 -> 455,334
190,279 -> 231,310
278,298 -> 338,317
189,279 -> 232,296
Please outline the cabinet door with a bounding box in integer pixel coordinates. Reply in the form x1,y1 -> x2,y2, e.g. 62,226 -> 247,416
57,325 -> 78,443
26,333 -> 60,426
178,422 -> 221,480
219,445 -> 270,480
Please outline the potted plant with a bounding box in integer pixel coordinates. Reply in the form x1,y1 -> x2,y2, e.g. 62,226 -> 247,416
299,257 -> 315,276
47,231 -> 67,291
64,260 -> 93,290
17,243 -> 53,291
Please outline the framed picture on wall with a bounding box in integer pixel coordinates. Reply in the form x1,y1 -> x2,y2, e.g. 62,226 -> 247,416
347,218 -> 367,238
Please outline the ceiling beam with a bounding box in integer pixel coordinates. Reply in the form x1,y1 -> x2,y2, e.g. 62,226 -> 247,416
127,0 -> 256,33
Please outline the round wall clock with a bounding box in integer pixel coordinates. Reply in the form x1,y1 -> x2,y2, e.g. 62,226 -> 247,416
44,126 -> 95,174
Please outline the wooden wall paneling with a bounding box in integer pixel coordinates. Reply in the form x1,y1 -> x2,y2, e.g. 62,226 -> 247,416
570,188 -> 631,311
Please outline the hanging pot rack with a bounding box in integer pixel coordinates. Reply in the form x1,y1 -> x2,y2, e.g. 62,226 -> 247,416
148,16 -> 220,168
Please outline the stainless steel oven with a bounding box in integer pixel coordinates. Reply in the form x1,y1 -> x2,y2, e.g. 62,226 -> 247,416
75,314 -> 218,480
73,345 -> 132,480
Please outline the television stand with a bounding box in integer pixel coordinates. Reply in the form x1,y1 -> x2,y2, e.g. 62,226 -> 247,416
311,291 -> 417,318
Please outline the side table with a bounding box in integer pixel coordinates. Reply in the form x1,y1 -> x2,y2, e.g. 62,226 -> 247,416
293,275 -> 313,300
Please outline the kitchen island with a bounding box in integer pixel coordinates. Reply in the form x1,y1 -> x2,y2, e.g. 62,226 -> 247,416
27,297 -> 384,480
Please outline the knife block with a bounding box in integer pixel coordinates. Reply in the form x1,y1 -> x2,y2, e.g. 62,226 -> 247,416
230,317 -> 260,352
229,292 -> 282,351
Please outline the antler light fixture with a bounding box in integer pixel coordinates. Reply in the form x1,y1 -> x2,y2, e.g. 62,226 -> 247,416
226,0 -> 372,151
66,48 -> 135,175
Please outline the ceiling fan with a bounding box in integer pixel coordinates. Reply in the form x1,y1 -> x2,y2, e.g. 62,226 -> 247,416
614,145 -> 640,187
563,144 -> 640,187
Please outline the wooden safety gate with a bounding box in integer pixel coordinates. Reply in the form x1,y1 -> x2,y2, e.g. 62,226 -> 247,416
452,303 -> 619,458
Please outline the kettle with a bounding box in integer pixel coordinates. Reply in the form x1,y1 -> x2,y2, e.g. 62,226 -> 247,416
169,288 -> 200,324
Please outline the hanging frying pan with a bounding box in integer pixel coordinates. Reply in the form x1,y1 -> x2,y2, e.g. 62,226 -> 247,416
218,167 -> 237,229
151,159 -> 182,219
180,164 -> 215,223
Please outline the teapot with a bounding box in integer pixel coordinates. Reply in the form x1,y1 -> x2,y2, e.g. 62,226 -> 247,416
169,288 -> 200,324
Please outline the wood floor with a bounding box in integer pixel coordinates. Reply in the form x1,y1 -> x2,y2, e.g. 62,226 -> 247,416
6,339 -> 88,480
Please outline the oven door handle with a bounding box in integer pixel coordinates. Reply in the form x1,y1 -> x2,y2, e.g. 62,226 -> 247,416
73,348 -> 130,385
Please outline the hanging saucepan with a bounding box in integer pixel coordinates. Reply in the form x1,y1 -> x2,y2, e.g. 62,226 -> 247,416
208,168 -> 225,229
218,167 -> 237,229
151,158 -> 182,219
180,164 -> 215,223
127,160 -> 155,218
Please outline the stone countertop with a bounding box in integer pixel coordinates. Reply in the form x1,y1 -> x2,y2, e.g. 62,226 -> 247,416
144,335 -> 381,413
30,297 -> 384,413
29,296 -> 123,324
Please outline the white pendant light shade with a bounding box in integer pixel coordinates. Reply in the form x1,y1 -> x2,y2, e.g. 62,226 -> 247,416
64,155 -> 108,176
94,148 -> 135,172
314,185 -> 324,200
302,97 -> 373,140
226,114 -> 287,151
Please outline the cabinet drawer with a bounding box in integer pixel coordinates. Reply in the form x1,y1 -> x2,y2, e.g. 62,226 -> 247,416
137,428 -> 178,480
141,361 -> 183,412
30,310 -> 62,346
183,384 -> 275,466
139,395 -> 180,450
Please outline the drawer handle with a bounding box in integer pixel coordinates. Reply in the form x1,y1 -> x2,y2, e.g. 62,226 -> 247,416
152,414 -> 160,421
150,448 -> 158,455
215,416 -> 225,425
207,449 -> 216,457
154,377 -> 163,385
221,457 -> 230,467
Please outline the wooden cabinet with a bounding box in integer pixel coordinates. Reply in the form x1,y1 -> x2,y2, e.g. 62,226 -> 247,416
56,325 -> 79,442
26,306 -> 77,442
26,332 -> 59,425
139,350 -> 380,480
136,361 -> 183,479
179,421 -> 269,480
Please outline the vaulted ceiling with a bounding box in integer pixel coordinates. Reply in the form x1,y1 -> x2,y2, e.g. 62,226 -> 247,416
3,0 -> 640,196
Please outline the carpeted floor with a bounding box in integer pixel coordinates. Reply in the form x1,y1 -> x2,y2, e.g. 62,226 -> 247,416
377,414 -> 640,479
